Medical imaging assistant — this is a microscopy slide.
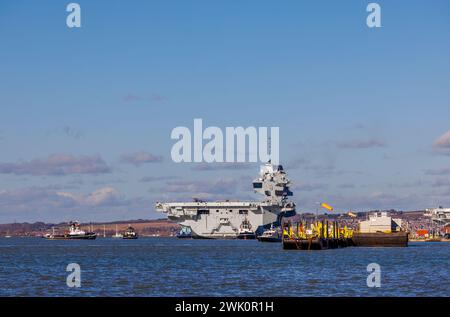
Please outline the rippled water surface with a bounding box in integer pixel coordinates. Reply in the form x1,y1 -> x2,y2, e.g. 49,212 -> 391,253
0,237 -> 448,296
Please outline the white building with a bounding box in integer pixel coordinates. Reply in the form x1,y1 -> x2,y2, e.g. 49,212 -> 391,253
359,212 -> 402,233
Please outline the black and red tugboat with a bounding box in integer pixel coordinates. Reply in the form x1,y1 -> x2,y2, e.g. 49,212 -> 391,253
236,218 -> 256,240
43,221 -> 97,240
122,225 -> 138,239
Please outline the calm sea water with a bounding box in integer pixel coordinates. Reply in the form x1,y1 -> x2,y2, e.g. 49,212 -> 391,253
0,237 -> 448,297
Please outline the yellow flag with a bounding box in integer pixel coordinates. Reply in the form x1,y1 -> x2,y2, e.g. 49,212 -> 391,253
321,202 -> 333,211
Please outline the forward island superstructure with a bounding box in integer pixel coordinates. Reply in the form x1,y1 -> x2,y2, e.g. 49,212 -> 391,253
155,162 -> 296,239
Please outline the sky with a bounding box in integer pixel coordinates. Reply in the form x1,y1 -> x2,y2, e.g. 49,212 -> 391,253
0,0 -> 450,223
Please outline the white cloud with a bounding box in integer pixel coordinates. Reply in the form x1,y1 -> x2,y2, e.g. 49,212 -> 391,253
0,186 -> 150,222
0,154 -> 111,176
164,179 -> 238,195
57,187 -> 121,206
120,151 -> 163,166
433,131 -> 450,148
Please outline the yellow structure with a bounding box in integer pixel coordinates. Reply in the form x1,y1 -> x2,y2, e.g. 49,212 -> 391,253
321,203 -> 333,211
283,220 -> 354,240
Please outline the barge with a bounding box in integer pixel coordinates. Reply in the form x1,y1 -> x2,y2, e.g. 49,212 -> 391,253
352,212 -> 408,247
282,212 -> 409,250
352,231 -> 408,247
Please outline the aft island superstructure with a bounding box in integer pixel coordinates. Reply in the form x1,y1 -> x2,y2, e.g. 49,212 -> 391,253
155,162 -> 296,239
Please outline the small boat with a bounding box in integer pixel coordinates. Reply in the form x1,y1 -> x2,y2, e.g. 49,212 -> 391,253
177,226 -> 193,239
257,225 -> 281,242
43,222 -> 97,240
112,225 -> 123,238
122,225 -> 138,239
237,218 -> 256,240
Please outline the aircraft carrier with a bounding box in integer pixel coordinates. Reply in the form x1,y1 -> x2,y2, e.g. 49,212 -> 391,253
155,162 -> 296,239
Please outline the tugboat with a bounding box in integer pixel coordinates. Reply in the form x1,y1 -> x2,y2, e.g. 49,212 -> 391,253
237,218 -> 256,240
122,225 -> 138,239
257,225 -> 281,242
43,221 -> 97,240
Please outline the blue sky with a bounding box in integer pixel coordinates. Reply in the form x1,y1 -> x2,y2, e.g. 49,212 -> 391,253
1,0 -> 450,223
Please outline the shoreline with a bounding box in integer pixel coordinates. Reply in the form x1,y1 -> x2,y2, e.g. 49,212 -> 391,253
0,219 -> 181,238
